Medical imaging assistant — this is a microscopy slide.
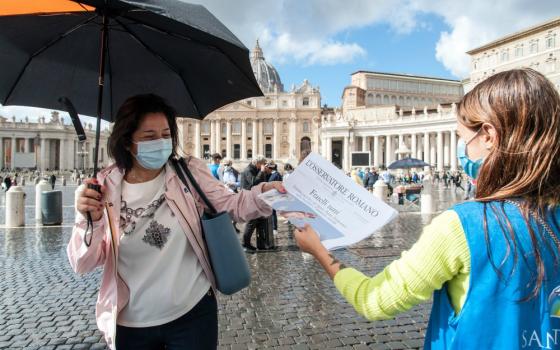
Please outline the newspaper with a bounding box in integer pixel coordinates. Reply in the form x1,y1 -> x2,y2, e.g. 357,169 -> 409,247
259,152 -> 398,250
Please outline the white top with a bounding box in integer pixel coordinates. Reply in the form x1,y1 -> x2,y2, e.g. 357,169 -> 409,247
117,169 -> 210,327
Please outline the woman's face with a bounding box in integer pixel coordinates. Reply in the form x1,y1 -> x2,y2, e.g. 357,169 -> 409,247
456,120 -> 495,160
130,112 -> 171,156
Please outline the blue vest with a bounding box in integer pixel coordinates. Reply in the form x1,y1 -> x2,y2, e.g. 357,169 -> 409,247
426,201 -> 560,350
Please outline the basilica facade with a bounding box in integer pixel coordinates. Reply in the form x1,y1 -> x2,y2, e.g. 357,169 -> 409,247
177,42 -> 322,164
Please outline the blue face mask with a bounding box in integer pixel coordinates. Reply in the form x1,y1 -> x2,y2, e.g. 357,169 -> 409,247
457,130 -> 483,179
133,138 -> 172,170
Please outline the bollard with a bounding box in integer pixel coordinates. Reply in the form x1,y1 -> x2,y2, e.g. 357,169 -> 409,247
41,190 -> 63,225
35,179 -> 51,222
373,179 -> 388,202
420,178 -> 435,214
21,177 -> 25,186
6,186 -> 25,227
62,176 -> 66,186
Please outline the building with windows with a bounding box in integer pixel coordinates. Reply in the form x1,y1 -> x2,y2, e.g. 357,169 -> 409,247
322,71 -> 463,171
464,17 -> 559,92
0,112 -> 110,171
178,41 -> 322,163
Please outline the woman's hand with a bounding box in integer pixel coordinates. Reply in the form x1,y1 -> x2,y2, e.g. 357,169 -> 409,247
262,181 -> 287,193
294,224 -> 324,255
76,178 -> 106,222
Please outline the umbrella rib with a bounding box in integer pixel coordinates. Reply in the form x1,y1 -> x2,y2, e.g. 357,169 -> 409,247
114,17 -> 201,116
3,13 -> 99,105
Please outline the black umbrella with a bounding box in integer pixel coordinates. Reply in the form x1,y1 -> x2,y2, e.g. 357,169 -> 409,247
388,157 -> 430,170
0,0 -> 263,177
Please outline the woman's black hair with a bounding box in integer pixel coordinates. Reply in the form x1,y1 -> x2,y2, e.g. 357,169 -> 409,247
108,94 -> 179,171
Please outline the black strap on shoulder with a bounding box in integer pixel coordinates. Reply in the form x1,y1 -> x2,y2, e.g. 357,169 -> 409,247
172,157 -> 217,215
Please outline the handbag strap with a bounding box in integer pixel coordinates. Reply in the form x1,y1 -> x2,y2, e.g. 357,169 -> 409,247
172,157 -> 218,215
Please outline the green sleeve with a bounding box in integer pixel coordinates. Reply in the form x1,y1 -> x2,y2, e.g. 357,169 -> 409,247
333,210 -> 470,321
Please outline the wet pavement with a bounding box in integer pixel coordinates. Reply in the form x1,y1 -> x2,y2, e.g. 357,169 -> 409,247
0,182 -> 465,349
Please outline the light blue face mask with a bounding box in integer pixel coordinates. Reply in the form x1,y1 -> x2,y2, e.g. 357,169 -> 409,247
133,138 -> 173,170
457,129 -> 483,179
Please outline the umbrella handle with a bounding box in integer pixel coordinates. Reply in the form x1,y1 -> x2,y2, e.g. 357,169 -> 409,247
83,183 -> 101,247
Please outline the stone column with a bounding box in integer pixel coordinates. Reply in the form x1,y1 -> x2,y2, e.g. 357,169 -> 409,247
444,132 -> 450,167
373,135 -> 380,167
209,120 -> 216,154
430,136 -> 436,168
437,131 -> 444,171
289,116 -> 297,159
40,138 -> 47,171
385,135 -> 393,166
272,118 -> 279,160
226,120 -> 232,159
343,136 -> 350,171
194,121 -> 201,158
24,138 -> 30,153
361,136 -> 369,152
60,139 -> 66,170
312,116 -> 321,154
321,134 -> 327,158
326,137 -> 332,162
11,136 -> 16,169
411,134 -> 417,159
0,137 -> 4,169
450,129 -> 457,171
241,119 -> 247,160
215,120 -> 222,155
258,120 -> 263,155
251,119 -> 258,158
68,138 -> 75,170
423,132 -> 430,164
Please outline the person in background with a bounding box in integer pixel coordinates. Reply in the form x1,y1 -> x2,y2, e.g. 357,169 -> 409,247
240,156 -> 269,252
283,163 -> 294,182
208,153 -> 222,180
292,69 -> 560,349
351,169 -> 362,186
49,173 -> 56,190
267,161 -> 283,234
358,167 -> 365,181
222,159 -> 239,193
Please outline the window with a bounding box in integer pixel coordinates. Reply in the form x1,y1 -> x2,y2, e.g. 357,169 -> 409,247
282,122 -> 288,133
28,138 -> 35,151
530,40 -> 538,54
515,45 -> 523,58
232,121 -> 241,135
265,144 -> 272,158
500,50 -> 509,62
221,122 -> 226,135
233,144 -> 240,159
246,100 -> 252,106
282,100 -> 288,107
247,149 -> 252,159
247,121 -> 253,134
303,121 -> 310,133
16,138 -> 25,153
201,122 -> 210,135
265,99 -> 272,106
221,149 -> 226,157
302,97 -> 310,106
546,34 -> 556,49
264,120 -> 273,135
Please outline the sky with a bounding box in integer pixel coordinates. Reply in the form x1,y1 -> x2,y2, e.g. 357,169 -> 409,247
0,0 -> 558,124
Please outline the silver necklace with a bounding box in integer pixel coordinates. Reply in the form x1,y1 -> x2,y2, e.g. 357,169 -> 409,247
504,199 -> 559,247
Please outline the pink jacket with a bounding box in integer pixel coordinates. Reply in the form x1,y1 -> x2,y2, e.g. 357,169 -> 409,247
67,157 -> 272,349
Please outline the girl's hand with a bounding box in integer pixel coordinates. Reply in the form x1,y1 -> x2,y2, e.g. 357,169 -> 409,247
294,224 -> 323,255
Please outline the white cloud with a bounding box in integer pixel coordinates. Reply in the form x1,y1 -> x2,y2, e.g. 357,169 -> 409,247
188,0 -> 557,78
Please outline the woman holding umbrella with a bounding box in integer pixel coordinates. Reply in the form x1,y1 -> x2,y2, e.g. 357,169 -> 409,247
292,69 -> 560,349
68,94 -> 285,349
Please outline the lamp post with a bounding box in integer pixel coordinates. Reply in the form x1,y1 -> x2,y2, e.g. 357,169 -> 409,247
34,134 -> 40,171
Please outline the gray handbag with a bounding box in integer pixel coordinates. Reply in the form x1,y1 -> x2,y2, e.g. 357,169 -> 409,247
172,158 -> 251,295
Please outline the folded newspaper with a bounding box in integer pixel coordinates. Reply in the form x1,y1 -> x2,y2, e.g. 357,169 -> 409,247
259,152 -> 398,250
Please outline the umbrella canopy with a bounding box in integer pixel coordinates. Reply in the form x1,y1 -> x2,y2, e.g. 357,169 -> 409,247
388,157 -> 430,170
0,0 -> 263,120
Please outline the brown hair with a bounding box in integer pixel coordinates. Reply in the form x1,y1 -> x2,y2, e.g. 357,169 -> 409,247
108,94 -> 179,171
457,68 -> 560,299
